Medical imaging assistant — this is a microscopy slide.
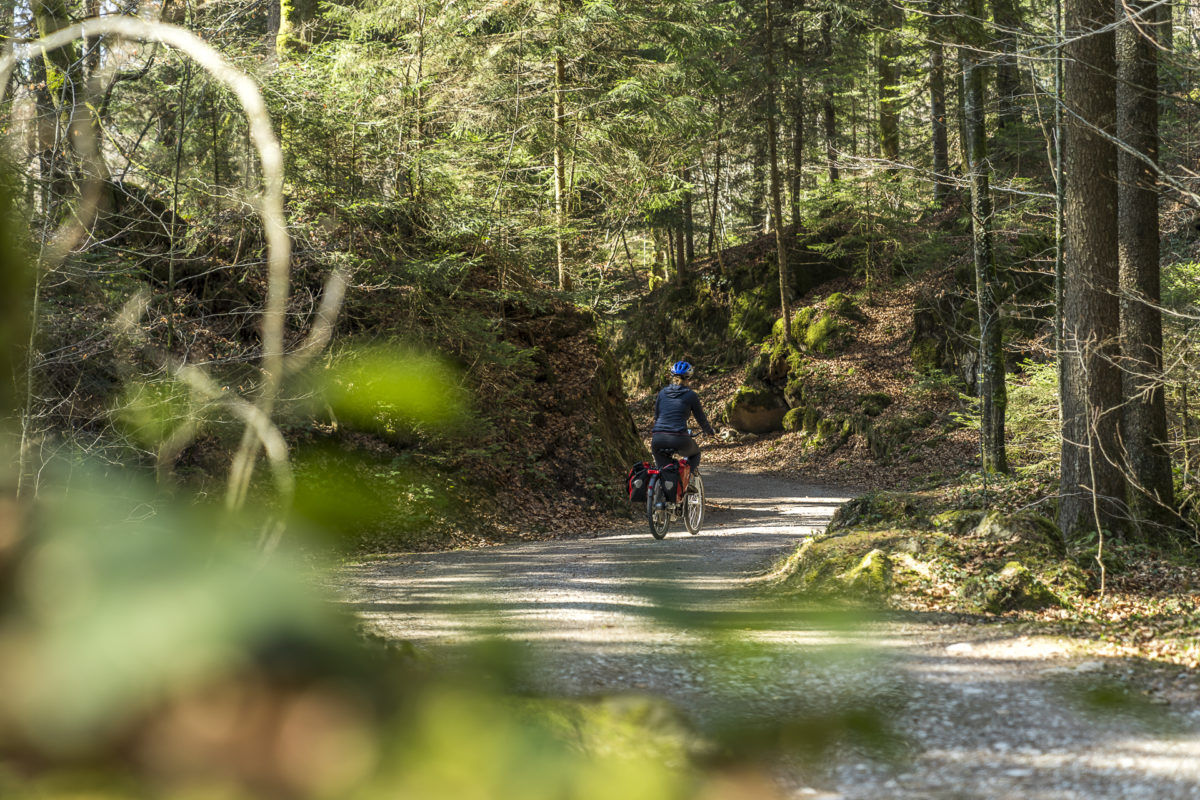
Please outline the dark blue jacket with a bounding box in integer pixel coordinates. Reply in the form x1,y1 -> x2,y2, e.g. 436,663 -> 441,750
652,384 -> 714,435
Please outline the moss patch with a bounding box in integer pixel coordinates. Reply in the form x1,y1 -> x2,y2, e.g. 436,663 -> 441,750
724,384 -> 788,434
960,561 -> 1064,614
783,407 -> 806,433
777,498 -> 1093,617
804,312 -> 842,353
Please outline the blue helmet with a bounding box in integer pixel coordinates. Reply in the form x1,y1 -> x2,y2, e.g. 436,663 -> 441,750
671,361 -> 693,377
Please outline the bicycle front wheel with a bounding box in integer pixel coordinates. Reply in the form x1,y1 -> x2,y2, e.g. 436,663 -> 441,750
683,473 -> 705,534
647,480 -> 670,539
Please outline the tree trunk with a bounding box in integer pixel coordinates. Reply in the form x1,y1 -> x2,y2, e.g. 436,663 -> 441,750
956,49 -> 970,177
708,99 -> 723,255
992,0 -> 1024,131
32,0 -> 81,221
553,3 -> 572,291
674,218 -> 686,286
0,165 -> 29,427
1117,0 -> 1175,533
683,166 -> 695,265
821,10 -> 839,182
930,0 -> 951,204
752,134 -> 768,233
1060,0 -> 1126,539
788,0 -> 805,226
267,0 -> 282,45
277,0 -> 318,56
766,0 -> 793,340
877,2 -> 902,174
964,1 -> 1008,474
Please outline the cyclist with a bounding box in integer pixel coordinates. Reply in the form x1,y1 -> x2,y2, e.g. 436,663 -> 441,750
650,361 -> 715,470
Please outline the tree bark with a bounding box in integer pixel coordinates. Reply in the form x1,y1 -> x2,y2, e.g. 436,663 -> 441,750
674,217 -> 685,286
992,0 -> 1024,131
930,0 -> 951,204
788,0 -> 805,226
964,0 -> 1008,474
276,0 -> 318,56
1117,0 -> 1175,533
683,166 -> 695,265
766,0 -> 793,339
821,10 -> 839,182
553,2 -> 572,291
707,99 -> 723,255
32,0 -> 82,220
876,1 -> 902,175
752,133 -> 768,233
1060,0 -> 1126,539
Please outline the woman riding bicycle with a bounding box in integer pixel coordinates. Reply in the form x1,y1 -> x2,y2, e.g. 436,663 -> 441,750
651,361 -> 715,469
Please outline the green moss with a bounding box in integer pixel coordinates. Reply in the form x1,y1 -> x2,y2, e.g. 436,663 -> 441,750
746,350 -> 772,384
911,338 -> 939,372
840,549 -> 893,596
973,511 -> 1066,558
783,407 -> 805,433
729,286 -> 776,346
815,417 -> 841,443
793,305 -> 818,330
960,561 -> 1064,614
828,491 -> 930,531
931,510 -> 985,535
776,532 -> 902,601
825,291 -> 859,318
784,376 -> 805,407
858,391 -> 892,417
730,384 -> 780,409
804,312 -> 841,352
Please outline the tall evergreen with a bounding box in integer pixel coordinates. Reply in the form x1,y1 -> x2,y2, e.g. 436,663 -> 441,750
1060,0 -> 1126,539
1117,0 -> 1174,534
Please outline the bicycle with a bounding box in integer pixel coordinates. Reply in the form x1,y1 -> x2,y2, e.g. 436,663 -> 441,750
646,447 -> 705,540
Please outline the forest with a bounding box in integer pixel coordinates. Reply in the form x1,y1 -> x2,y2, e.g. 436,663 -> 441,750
2,0 -> 1200,797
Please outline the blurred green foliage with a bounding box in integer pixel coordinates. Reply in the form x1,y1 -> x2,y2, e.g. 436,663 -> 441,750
0,474 -> 702,799
319,345 -> 468,437
116,377 -> 200,448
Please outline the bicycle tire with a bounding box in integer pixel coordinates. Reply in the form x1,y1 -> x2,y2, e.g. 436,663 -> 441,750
647,480 -> 669,539
683,473 -> 704,534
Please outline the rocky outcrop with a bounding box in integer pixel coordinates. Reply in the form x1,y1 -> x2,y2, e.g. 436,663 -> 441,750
724,385 -> 788,434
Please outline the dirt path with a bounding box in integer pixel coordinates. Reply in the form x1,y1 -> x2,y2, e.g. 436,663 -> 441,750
343,468 -> 1200,799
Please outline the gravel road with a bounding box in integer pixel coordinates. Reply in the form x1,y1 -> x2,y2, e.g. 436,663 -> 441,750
343,468 -> 1200,799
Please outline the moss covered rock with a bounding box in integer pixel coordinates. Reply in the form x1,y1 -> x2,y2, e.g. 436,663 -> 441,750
725,384 -> 788,434
840,549 -> 893,596
931,509 -> 985,536
828,491 -> 929,531
960,561 -> 1064,614
824,291 -> 862,319
730,286 -> 776,346
911,338 -> 939,373
858,391 -> 892,417
778,533 -> 896,600
804,312 -> 842,352
971,511 -> 1066,558
783,407 -> 806,433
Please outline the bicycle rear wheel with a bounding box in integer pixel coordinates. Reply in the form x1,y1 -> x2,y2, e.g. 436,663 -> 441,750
647,480 -> 669,539
683,473 -> 704,534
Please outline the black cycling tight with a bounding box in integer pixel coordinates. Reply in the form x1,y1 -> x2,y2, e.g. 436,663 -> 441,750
650,431 -> 700,469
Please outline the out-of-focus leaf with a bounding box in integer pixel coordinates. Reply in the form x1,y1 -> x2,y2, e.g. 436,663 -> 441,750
0,476 -> 362,756
290,446 -> 449,542
114,378 -> 196,447
320,345 -> 467,434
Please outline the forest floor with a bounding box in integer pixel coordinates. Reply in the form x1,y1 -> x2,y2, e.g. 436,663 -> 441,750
342,467 -> 1200,799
